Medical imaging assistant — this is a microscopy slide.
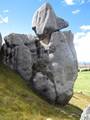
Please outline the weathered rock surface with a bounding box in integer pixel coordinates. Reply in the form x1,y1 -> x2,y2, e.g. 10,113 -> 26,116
32,3 -> 68,36
31,3 -> 78,105
2,33 -> 35,81
33,72 -> 56,102
15,45 -> 32,81
31,31 -> 78,105
2,2 -> 78,106
4,33 -> 34,46
49,31 -> 78,104
80,105 -> 90,120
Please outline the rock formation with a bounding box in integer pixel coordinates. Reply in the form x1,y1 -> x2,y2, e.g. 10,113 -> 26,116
2,3 -> 78,105
31,3 -> 78,105
32,3 -> 68,35
2,33 -> 34,81
80,105 -> 90,120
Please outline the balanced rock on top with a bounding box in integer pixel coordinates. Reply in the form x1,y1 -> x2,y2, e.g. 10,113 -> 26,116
31,3 -> 78,105
32,3 -> 69,36
2,2 -> 78,106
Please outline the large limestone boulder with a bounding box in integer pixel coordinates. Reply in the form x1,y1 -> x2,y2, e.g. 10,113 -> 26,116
49,31 -> 78,104
31,3 -> 78,105
2,2 -> 78,106
31,31 -> 78,105
32,3 -> 68,35
2,33 -> 34,81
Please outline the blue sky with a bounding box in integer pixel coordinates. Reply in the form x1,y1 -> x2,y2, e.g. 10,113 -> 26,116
0,0 -> 90,62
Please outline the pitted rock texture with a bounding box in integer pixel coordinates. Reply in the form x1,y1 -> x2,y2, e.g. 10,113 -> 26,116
2,33 -> 36,81
2,3 -> 78,106
48,31 -> 78,104
32,3 -> 68,36
33,72 -> 56,102
31,3 -> 78,105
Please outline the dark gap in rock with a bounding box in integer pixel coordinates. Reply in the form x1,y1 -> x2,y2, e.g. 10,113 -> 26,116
42,88 -> 47,92
35,40 -> 41,58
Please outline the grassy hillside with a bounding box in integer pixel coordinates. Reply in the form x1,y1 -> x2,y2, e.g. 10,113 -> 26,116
0,64 -> 90,120
74,71 -> 90,95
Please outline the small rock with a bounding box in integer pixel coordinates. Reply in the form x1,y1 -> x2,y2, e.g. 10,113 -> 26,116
80,105 -> 90,120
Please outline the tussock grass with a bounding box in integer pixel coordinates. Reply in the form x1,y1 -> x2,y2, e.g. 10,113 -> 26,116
0,64 -> 90,120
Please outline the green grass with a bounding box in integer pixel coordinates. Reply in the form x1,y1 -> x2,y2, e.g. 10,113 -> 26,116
0,63 -> 90,120
74,71 -> 90,95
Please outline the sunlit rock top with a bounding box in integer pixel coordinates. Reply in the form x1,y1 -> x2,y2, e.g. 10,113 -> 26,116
32,3 -> 69,36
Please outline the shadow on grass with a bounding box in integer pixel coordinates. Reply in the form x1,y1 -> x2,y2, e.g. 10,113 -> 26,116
20,87 -> 83,120
26,84 -> 82,119
39,103 -> 82,120
0,64 -> 83,120
60,103 -> 82,119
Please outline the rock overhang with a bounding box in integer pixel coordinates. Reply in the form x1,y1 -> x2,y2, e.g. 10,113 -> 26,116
32,2 -> 69,36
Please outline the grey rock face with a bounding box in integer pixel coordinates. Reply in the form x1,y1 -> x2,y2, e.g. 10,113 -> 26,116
31,3 -> 78,105
49,31 -> 78,104
15,45 -> 32,81
33,72 -> 56,102
31,31 -> 78,105
0,33 -> 2,50
80,105 -> 90,120
63,31 -> 78,80
4,33 -> 33,46
2,33 -> 34,81
2,3 -> 78,106
32,3 -> 68,35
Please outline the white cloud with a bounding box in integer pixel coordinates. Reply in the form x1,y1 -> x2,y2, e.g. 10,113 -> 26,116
80,25 -> 90,31
3,10 -> 9,13
3,16 -> 8,23
0,15 -> 8,24
74,31 -> 90,63
64,0 -> 87,5
64,0 -> 74,5
72,9 -> 80,14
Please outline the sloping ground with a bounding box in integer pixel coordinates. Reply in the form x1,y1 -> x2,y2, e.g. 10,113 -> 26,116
74,71 -> 90,96
0,64 -> 90,120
